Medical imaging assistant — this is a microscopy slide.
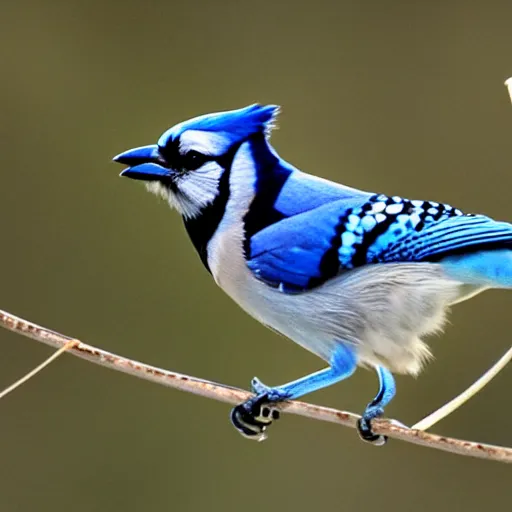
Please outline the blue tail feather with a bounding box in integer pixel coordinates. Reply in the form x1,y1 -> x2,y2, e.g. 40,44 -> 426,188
379,214 -> 512,263
442,249 -> 512,288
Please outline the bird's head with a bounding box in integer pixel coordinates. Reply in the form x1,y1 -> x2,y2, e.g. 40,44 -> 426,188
114,104 -> 279,219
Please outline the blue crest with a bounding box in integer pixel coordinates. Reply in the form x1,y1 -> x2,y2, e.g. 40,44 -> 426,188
158,104 -> 279,147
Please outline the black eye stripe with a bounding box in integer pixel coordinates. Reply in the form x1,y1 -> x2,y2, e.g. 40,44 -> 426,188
157,136 -> 221,172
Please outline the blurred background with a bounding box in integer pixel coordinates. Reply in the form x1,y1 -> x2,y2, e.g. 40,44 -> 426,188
0,1 -> 511,510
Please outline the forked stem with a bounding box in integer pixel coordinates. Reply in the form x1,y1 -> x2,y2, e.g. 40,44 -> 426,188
0,339 -> 78,400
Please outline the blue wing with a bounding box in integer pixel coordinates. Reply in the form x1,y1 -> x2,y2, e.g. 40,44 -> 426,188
248,199 -> 358,292
247,193 -> 512,292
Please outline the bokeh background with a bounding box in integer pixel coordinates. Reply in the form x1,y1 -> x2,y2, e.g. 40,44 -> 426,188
0,1 -> 511,511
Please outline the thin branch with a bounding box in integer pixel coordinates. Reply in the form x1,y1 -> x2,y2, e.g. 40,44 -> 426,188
412,346 -> 512,431
505,77 -> 512,102
0,339 -> 78,400
1,309 -> 511,464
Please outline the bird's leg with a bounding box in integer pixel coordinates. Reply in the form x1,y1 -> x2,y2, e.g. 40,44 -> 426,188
230,344 -> 357,441
357,366 -> 396,446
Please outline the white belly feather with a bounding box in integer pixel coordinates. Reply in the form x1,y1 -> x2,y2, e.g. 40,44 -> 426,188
209,220 -> 472,375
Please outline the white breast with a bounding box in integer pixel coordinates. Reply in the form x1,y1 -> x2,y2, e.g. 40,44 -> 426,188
206,141 -> 338,361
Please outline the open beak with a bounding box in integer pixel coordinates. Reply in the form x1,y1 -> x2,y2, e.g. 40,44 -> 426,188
113,144 -> 171,181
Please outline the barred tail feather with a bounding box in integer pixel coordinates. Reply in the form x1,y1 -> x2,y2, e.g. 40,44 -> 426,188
413,215 -> 512,261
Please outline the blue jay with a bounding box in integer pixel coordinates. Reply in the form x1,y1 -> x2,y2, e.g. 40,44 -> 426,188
114,104 -> 512,444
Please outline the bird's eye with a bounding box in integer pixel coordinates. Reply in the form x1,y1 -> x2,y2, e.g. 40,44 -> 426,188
181,150 -> 208,171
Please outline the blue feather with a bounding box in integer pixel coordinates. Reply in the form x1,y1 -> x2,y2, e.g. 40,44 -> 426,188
272,167 -> 372,218
376,214 -> 512,263
242,137 -> 373,244
158,104 -> 279,148
247,198 -> 369,290
247,192 -> 512,291
442,249 -> 512,287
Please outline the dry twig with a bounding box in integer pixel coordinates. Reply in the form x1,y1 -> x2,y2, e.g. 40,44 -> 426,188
1,308 -> 511,464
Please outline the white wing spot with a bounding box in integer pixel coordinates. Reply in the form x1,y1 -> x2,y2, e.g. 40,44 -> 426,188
372,202 -> 386,213
409,213 -> 422,227
385,203 -> 403,215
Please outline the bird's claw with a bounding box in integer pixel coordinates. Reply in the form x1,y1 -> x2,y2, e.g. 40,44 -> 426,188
357,407 -> 388,446
231,378 -> 284,441
231,394 -> 281,441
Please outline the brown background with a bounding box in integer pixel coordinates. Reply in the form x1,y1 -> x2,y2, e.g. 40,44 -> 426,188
0,1 -> 511,511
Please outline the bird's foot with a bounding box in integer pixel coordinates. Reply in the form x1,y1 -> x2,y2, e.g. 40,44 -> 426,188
357,406 -> 388,446
230,378 -> 287,441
